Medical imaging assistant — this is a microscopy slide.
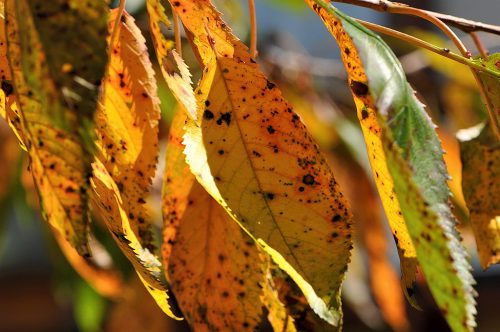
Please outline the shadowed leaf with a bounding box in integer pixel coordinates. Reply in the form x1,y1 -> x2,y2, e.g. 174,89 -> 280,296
3,0 -> 108,255
163,109 -> 290,331
305,1 -> 476,331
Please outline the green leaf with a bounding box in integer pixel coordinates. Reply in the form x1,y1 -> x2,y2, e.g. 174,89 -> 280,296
305,1 -> 476,331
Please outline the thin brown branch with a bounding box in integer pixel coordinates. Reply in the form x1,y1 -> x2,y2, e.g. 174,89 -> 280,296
172,11 -> 183,58
331,0 -> 500,141
357,20 -> 500,78
248,0 -> 258,58
331,0 -> 500,35
332,0 -> 469,56
470,32 -> 489,58
109,0 -> 127,50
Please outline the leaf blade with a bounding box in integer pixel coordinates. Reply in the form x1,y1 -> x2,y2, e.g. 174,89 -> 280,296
305,1 -> 476,330
171,0 -> 353,326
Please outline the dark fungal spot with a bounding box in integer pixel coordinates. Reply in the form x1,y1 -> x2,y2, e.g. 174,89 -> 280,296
173,1 -> 180,6
1,80 -> 13,96
331,214 -> 341,222
331,232 -> 339,238
344,47 -> 350,55
361,109 -> 369,120
350,80 -> 369,96
302,174 -> 315,186
267,125 -> 275,134
298,186 -> 305,192
218,149 -> 224,155
216,112 -> 232,126
204,100 -> 210,107
265,192 -> 275,200
203,110 -> 214,120
266,80 -> 275,89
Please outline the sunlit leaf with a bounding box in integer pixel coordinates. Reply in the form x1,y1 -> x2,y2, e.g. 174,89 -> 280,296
91,159 -> 180,319
89,9 -> 179,319
4,0 -> 108,255
163,109 -> 285,330
146,0 -> 197,119
170,0 -> 353,326
96,9 -> 161,251
306,1 -> 476,331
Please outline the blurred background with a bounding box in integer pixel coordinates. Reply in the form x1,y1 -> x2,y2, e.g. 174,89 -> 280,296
1,0 -> 499,331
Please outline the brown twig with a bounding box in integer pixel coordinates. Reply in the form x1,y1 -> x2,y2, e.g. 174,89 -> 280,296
470,32 -> 489,58
331,0 -> 500,35
329,0 -> 500,141
109,0 -> 127,50
248,0 -> 258,58
172,11 -> 183,58
356,20 -> 500,78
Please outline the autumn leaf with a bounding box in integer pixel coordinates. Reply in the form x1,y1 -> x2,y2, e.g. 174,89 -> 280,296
89,9 -> 179,319
3,0 -> 108,256
460,53 -> 500,268
328,147 -> 408,331
460,123 -> 500,269
306,1 -> 476,331
91,159 -> 180,319
163,109 -> 292,331
169,0 -> 353,326
95,9 -> 161,251
146,0 -> 197,119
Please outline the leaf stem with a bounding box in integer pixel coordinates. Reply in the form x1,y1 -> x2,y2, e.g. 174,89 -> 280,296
357,20 -> 500,79
470,32 -> 489,59
109,0 -> 127,51
248,0 -> 257,58
331,0 -> 500,35
172,11 -> 183,58
332,0 -> 500,141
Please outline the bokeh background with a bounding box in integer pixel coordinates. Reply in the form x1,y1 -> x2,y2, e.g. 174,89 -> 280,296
1,0 -> 499,331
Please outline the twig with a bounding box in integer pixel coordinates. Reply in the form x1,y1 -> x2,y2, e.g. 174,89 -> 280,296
470,32 -> 489,59
109,0 -> 127,51
357,20 -> 500,79
248,0 -> 258,58
331,0 -> 500,35
172,11 -> 183,58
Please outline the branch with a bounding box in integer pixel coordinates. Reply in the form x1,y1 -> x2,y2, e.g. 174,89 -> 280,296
357,20 -> 500,79
248,0 -> 258,58
331,0 -> 500,35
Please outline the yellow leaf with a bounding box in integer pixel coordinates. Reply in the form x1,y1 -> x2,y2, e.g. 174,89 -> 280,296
3,0 -> 109,255
90,9 -> 179,319
163,109 -> 288,330
91,159 -> 181,320
261,265 -> 297,332
96,9 -> 161,251
171,0 -> 353,326
460,123 -> 500,268
328,151 -> 408,331
146,0 -> 197,119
